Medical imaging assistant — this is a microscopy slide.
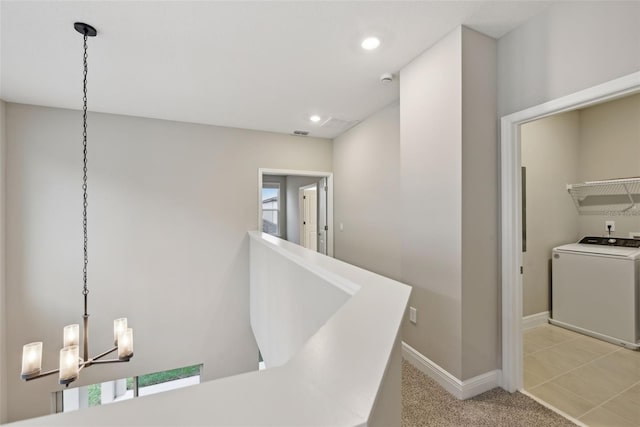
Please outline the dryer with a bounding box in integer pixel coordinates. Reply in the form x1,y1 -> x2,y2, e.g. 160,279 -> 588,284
551,236 -> 640,350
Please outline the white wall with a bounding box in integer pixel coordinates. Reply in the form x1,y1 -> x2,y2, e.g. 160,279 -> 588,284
249,234 -> 351,368
498,1 -> 640,117
4,103 -> 332,422
333,102 -> 401,281
285,175 -> 321,245
9,231 -> 409,426
0,100 -> 7,424
521,112 -> 581,317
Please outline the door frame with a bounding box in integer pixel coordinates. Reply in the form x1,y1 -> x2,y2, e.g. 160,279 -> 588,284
500,71 -> 640,392
299,183 -> 318,250
258,168 -> 334,257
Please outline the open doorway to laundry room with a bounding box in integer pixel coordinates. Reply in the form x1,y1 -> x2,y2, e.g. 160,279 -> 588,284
501,72 -> 640,426
258,169 -> 334,256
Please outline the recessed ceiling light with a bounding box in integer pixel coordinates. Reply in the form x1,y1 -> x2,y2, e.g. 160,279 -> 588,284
309,115 -> 322,123
361,37 -> 380,50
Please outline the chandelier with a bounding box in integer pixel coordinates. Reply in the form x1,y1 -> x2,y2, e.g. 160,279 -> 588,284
20,22 -> 134,386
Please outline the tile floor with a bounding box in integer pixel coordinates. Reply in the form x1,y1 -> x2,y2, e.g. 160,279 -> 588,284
524,324 -> 640,426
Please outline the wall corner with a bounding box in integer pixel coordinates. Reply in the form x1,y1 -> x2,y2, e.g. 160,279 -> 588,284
399,25 -> 464,380
0,99 -> 7,423
460,28 -> 500,380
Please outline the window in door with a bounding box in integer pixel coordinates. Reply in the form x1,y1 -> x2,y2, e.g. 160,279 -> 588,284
262,182 -> 281,237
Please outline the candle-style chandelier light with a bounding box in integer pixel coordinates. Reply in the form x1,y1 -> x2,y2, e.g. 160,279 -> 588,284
20,22 -> 134,386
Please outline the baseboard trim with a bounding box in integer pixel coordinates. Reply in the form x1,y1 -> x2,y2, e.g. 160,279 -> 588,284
401,341 -> 501,400
522,311 -> 549,330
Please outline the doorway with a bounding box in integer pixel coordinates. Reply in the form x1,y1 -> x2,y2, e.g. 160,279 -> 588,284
258,168 -> 334,257
500,71 -> 640,397
519,94 -> 640,424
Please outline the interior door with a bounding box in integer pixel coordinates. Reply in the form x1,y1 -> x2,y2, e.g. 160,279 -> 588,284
302,186 -> 317,250
317,178 -> 328,255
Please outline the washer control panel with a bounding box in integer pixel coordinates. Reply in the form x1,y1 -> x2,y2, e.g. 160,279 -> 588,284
579,236 -> 640,248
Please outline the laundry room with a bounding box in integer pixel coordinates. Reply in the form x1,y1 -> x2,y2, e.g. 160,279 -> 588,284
520,92 -> 640,424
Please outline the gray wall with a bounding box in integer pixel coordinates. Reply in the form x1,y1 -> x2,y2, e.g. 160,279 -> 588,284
4,103 -> 332,422
335,27 -> 497,382
521,112 -> 581,317
333,102 -> 401,281
0,100 -> 6,424
498,1 -> 640,117
400,27 -> 463,378
400,27 -> 497,381
460,28 -> 498,380
285,176 -> 322,245
577,93 -> 640,237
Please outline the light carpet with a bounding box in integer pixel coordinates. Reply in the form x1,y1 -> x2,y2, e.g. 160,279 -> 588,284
402,360 -> 576,426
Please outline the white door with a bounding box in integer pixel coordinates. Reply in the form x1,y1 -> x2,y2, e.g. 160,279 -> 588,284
301,185 -> 317,250
318,178 -> 328,255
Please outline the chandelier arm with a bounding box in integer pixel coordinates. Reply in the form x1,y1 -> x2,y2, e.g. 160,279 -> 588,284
23,368 -> 60,381
90,358 -> 132,365
22,347 -> 121,382
91,346 -> 118,362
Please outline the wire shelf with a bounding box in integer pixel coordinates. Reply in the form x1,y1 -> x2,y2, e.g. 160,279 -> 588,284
567,178 -> 640,216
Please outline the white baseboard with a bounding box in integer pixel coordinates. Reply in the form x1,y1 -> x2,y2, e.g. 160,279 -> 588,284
522,311 -> 550,330
402,341 -> 501,400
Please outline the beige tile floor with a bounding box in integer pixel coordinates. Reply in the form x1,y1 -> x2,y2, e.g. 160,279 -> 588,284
524,324 -> 640,426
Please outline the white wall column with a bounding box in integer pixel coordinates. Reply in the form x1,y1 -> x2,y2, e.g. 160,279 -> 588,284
101,378 -> 128,404
62,388 -> 79,413
61,387 -> 88,412
400,26 -> 498,383
101,380 -> 115,405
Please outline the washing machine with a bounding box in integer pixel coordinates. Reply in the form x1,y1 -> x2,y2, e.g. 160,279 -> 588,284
551,236 -> 640,350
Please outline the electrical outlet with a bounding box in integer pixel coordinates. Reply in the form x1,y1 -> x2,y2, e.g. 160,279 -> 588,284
605,221 -> 615,232
409,307 -> 417,324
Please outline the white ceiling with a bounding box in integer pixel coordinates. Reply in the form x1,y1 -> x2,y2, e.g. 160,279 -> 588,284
1,1 -> 554,139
